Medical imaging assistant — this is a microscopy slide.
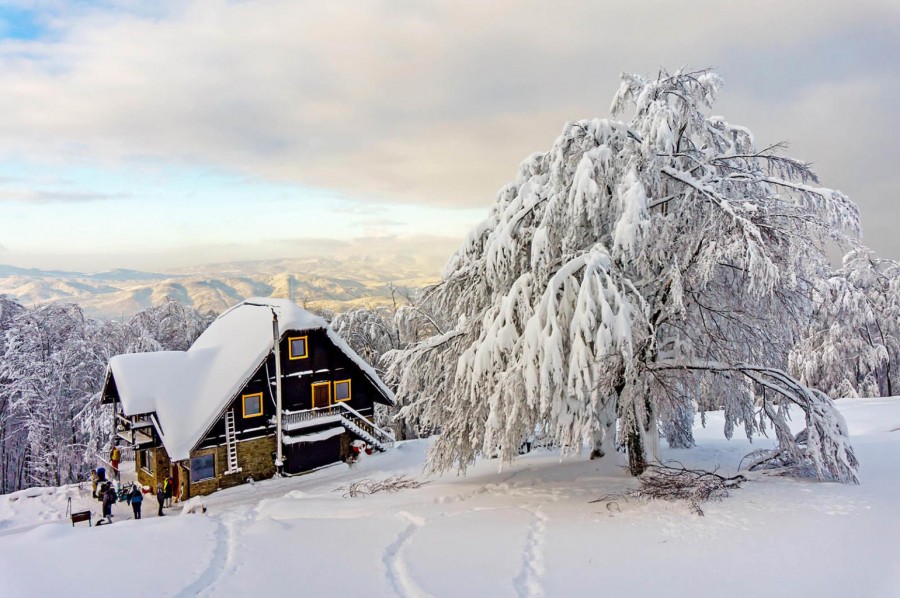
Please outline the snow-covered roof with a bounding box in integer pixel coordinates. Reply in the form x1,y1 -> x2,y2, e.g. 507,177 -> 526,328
108,297 -> 395,461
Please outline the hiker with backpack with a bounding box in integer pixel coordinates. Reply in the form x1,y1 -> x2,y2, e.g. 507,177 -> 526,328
101,484 -> 116,524
156,484 -> 165,517
130,484 -> 143,520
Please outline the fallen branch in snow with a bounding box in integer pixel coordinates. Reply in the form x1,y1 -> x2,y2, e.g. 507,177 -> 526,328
633,463 -> 747,516
335,475 -> 429,498
592,462 -> 747,516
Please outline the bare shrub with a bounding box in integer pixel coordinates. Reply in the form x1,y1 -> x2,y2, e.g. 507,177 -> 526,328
335,475 -> 429,498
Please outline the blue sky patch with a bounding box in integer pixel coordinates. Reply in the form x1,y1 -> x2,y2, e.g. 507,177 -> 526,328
0,7 -> 43,41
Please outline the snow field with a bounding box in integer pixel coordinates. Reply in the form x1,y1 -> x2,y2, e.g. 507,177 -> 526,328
0,398 -> 898,597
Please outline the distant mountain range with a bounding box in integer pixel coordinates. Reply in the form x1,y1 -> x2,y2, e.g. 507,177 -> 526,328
0,255 -> 442,319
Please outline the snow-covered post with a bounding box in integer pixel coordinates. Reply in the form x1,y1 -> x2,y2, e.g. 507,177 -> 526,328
272,311 -> 284,476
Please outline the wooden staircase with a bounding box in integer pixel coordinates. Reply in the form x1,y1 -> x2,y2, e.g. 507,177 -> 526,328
282,403 -> 396,451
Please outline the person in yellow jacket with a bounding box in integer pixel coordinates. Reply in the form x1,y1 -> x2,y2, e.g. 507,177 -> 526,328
90,468 -> 99,498
110,445 -> 121,478
163,476 -> 174,507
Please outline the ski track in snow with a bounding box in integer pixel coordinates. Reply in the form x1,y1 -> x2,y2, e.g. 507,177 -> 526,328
175,511 -> 243,598
513,505 -> 548,598
383,510 -> 429,598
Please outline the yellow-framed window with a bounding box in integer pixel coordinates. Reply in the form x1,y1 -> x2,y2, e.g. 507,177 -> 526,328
242,392 -> 264,418
334,379 -> 352,402
311,381 -> 331,408
288,335 -> 309,360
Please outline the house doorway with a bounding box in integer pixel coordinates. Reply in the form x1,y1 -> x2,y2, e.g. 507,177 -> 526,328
171,465 -> 180,503
312,381 -> 331,409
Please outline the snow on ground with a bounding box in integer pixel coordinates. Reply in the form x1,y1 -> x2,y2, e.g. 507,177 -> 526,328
1,398 -> 898,597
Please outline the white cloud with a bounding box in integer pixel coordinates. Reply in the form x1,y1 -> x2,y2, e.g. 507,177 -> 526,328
0,1 -> 898,249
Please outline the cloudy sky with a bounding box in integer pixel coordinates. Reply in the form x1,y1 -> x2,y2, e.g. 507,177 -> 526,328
0,0 -> 897,273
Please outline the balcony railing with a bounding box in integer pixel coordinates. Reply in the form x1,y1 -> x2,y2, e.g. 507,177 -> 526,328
282,403 -> 395,450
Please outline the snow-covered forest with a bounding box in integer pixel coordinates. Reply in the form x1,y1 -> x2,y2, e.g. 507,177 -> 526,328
0,299 -> 215,493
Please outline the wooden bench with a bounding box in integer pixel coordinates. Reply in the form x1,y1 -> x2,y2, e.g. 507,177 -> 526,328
70,510 -> 92,527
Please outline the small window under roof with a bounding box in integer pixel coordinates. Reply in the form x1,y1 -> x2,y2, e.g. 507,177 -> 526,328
242,392 -> 263,418
289,336 -> 308,360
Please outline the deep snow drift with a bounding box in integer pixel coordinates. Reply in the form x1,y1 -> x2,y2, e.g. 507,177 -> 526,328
1,398 -> 898,597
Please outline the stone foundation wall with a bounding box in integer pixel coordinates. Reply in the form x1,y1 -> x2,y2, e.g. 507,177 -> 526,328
136,454 -> 154,490
187,446 -> 219,498
155,449 -> 171,489
135,447 -> 171,491
187,435 -> 277,498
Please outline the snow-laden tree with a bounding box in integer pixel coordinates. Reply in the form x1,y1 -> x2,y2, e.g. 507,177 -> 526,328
0,303 -> 105,488
332,302 -> 440,439
0,299 -> 216,492
332,306 -> 402,369
0,297 -> 26,492
332,305 -> 406,436
388,69 -> 860,482
123,299 -> 216,353
791,248 -> 900,398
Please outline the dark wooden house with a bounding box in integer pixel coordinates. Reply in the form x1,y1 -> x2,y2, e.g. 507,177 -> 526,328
101,298 -> 396,500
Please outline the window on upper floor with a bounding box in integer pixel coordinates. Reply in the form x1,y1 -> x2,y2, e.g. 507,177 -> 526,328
288,336 -> 308,360
242,392 -> 263,418
334,379 -> 351,402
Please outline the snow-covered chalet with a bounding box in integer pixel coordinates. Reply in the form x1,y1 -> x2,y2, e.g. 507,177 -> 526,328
101,298 -> 396,500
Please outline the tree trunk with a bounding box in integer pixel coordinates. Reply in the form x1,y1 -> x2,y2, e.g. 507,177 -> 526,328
589,426 -> 605,460
609,379 -> 650,474
626,417 -> 647,476
590,393 -> 618,459
884,359 -> 893,397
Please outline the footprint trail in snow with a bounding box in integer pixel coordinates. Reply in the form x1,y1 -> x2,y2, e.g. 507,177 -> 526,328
384,511 -> 430,598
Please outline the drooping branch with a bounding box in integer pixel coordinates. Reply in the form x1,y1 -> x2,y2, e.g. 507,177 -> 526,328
651,360 -> 858,483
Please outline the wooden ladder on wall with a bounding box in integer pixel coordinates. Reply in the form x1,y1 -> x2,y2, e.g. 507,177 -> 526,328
224,409 -> 242,474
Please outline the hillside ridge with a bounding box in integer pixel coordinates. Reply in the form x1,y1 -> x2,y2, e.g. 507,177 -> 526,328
0,256 -> 441,318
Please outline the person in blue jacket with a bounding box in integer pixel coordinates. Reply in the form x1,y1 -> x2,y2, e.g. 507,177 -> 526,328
130,484 -> 144,520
